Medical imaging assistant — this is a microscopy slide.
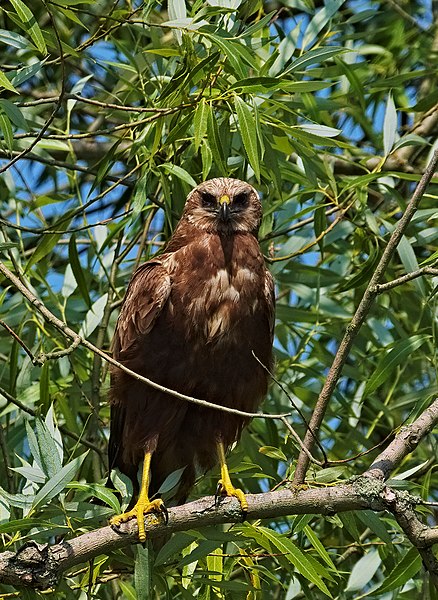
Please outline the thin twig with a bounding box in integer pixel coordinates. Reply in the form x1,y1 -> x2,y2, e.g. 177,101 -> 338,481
0,320 -> 37,365
0,261 -> 291,421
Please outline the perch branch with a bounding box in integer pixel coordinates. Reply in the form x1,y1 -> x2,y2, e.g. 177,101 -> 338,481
0,371 -> 436,589
0,480 -> 436,590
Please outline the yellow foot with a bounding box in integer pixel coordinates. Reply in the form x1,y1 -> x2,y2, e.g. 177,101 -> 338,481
110,498 -> 168,542
215,479 -> 248,513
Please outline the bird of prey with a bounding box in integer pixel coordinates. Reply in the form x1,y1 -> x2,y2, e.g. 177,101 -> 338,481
108,177 -> 275,541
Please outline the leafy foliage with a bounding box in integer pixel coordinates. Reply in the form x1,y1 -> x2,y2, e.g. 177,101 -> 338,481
0,0 -> 437,597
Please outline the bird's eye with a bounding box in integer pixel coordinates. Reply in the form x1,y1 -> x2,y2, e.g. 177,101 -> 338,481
233,192 -> 248,207
201,192 -> 216,207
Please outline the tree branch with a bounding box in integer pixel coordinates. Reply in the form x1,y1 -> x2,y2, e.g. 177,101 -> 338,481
293,148 -> 438,485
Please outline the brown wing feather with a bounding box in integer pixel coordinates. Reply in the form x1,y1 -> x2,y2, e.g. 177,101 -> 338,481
113,260 -> 171,358
108,260 -> 171,479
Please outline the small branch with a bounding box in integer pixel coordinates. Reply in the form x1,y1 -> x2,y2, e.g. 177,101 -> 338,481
364,397 -> 438,481
293,148 -> 438,485
35,338 -> 82,365
0,150 -> 133,186
0,261 -> 290,421
373,266 -> 438,293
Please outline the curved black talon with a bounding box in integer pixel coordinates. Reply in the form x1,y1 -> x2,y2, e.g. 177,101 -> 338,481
161,504 -> 169,525
215,481 -> 223,507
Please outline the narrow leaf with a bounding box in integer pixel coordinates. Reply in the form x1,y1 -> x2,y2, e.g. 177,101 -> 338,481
9,0 -> 47,55
376,547 -> 422,593
134,544 -> 152,600
159,163 -> 197,188
194,99 -> 209,151
302,0 -> 346,48
345,550 -> 381,591
32,452 -> 88,510
234,96 -> 260,181
69,234 -> 92,308
247,526 -> 331,595
383,93 -> 397,155
0,70 -> 18,94
79,294 -> 108,338
364,334 -> 429,395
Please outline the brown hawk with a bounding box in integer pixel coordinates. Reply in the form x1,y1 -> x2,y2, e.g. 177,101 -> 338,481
109,177 -> 275,541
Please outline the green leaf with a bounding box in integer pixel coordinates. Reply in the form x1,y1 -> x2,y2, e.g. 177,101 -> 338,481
304,526 -> 338,571
206,108 -> 226,174
67,482 -> 121,513
177,540 -> 223,568
79,293 -> 108,338
201,140 -> 213,180
155,532 -> 198,567
34,417 -> 62,478
258,446 -> 287,461
285,46 -> 346,74
11,60 -> 46,87
397,235 -> 425,295
26,218 -> 71,272
134,544 -> 152,600
159,163 -> 197,188
0,28 -> 30,49
157,466 -> 186,495
0,487 -> 34,511
229,77 -> 331,94
194,99 -> 209,151
345,550 -> 381,592
131,172 -> 148,217
383,93 -> 397,155
364,334 -> 429,395
0,70 -> 18,94
69,234 -> 92,308
244,525 -> 331,596
0,112 -> 13,152
0,99 -> 28,130
302,0 -> 346,48
376,547 -> 422,593
32,452 -> 88,511
234,95 -> 260,181
9,0 -> 47,55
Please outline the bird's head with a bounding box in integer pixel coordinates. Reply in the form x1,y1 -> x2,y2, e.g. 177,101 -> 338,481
182,178 -> 262,234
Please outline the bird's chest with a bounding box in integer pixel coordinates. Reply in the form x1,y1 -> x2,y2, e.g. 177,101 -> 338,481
167,247 -> 265,343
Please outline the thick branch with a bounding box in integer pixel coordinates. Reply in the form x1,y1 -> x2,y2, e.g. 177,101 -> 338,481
293,148 -> 438,484
0,479 -> 436,590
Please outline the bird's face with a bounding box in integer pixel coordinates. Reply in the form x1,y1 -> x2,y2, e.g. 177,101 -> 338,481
183,178 -> 263,234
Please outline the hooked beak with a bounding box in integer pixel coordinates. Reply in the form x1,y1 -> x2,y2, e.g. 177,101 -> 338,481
219,194 -> 231,222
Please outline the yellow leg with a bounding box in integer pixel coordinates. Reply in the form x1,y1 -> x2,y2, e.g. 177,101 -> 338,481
110,451 -> 167,542
216,441 -> 248,513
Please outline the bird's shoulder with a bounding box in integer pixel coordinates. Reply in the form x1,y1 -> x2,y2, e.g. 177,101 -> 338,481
114,258 -> 172,356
